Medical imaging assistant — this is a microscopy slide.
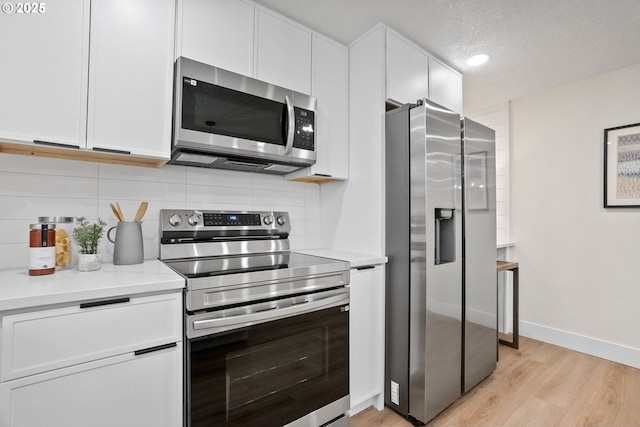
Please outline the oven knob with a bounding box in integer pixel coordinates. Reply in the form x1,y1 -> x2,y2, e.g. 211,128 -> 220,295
168,214 -> 182,226
263,215 -> 274,225
188,214 -> 200,226
276,215 -> 286,226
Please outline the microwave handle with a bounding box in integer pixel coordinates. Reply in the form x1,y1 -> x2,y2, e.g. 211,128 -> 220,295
284,95 -> 295,155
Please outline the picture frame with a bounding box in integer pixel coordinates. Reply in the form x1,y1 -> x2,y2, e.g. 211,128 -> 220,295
604,122 -> 640,208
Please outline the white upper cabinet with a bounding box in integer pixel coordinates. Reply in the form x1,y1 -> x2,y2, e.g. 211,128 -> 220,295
87,0 -> 175,159
254,7 -> 312,94
0,0 -> 175,164
0,1 -> 90,147
429,56 -> 463,114
385,27 -> 463,113
386,30 -> 429,106
286,33 -> 348,182
177,0 -> 346,182
177,2 -> 313,94
177,0 -> 254,76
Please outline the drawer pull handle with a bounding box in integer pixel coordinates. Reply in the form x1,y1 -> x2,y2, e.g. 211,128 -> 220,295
34,140 -> 81,149
356,265 -> 375,271
92,146 -> 131,155
135,342 -> 177,356
80,297 -> 130,309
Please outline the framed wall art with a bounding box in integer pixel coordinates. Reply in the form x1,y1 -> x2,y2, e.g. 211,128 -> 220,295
604,122 -> 640,208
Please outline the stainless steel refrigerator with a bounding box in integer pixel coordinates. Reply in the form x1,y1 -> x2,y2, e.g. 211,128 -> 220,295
384,99 -> 497,425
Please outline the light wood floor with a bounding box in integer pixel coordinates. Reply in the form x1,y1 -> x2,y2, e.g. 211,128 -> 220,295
350,337 -> 640,427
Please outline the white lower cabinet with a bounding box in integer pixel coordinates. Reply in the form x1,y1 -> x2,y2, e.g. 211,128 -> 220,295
0,291 -> 182,427
1,343 -> 181,427
349,264 -> 385,413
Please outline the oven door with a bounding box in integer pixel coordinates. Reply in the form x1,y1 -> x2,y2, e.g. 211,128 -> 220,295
186,288 -> 350,427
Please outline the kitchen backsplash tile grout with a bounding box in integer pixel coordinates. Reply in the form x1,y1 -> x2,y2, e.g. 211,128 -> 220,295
0,153 -> 321,269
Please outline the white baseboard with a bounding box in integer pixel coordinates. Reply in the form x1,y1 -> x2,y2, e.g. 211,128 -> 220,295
348,392 -> 384,417
348,397 -> 376,417
520,320 -> 640,369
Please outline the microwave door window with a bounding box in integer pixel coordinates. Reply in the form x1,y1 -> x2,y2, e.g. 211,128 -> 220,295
182,78 -> 286,146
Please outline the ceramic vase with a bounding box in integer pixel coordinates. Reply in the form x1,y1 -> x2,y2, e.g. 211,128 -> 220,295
77,253 -> 102,272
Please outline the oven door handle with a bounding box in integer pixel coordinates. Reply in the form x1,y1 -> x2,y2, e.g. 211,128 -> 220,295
188,288 -> 349,338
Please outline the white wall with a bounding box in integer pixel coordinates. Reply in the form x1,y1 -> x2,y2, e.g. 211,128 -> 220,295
0,154 -> 321,270
510,63 -> 640,368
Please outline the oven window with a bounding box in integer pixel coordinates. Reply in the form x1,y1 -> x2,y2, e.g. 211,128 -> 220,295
187,306 -> 349,427
182,77 -> 286,146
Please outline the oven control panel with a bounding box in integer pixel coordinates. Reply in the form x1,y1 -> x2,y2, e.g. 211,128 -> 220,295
160,209 -> 290,236
203,212 -> 262,226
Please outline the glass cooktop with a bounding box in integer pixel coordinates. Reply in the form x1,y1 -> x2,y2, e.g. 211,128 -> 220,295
165,252 -> 347,280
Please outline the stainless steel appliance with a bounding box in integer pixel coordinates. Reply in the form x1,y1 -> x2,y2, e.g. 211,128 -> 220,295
170,57 -> 317,174
461,116 -> 499,394
384,100 -> 497,424
159,209 -> 350,427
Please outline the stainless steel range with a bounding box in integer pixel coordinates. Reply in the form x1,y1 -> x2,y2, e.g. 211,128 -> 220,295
159,209 -> 350,427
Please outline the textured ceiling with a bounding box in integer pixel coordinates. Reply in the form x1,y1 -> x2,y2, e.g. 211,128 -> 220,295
252,0 -> 640,112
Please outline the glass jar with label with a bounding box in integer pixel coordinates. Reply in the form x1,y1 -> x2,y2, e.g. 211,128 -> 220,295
29,223 -> 56,276
38,216 -> 74,270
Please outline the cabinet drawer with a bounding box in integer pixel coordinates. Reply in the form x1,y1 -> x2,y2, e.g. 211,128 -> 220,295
1,292 -> 181,382
0,342 -> 182,427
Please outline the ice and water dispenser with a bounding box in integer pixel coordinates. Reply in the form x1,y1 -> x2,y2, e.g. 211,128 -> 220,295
434,208 -> 455,264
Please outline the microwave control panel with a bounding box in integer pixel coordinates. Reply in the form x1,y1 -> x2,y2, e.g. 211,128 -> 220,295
293,108 -> 315,151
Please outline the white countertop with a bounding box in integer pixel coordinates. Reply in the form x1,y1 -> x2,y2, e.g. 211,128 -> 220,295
0,260 -> 184,312
296,249 -> 387,269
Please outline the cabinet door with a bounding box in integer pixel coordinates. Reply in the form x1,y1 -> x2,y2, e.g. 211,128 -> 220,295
86,0 -> 175,159
0,344 -> 182,427
386,30 -> 429,105
178,0 -> 254,76
311,34 -> 348,179
255,7 -> 312,94
429,57 -> 463,114
0,1 -> 89,147
349,265 -> 385,409
286,33 -> 348,182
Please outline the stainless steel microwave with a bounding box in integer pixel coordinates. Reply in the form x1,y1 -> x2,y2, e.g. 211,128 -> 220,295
170,57 -> 317,174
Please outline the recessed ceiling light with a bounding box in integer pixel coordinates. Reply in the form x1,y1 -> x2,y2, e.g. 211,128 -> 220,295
467,53 -> 491,67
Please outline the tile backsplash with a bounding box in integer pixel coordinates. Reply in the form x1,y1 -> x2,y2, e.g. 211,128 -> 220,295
0,153 -> 320,270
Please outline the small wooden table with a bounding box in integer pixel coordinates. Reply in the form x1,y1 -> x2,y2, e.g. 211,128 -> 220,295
497,260 -> 519,349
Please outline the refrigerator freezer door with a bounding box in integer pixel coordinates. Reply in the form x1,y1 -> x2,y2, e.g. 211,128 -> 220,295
408,100 -> 463,423
462,118 -> 497,392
